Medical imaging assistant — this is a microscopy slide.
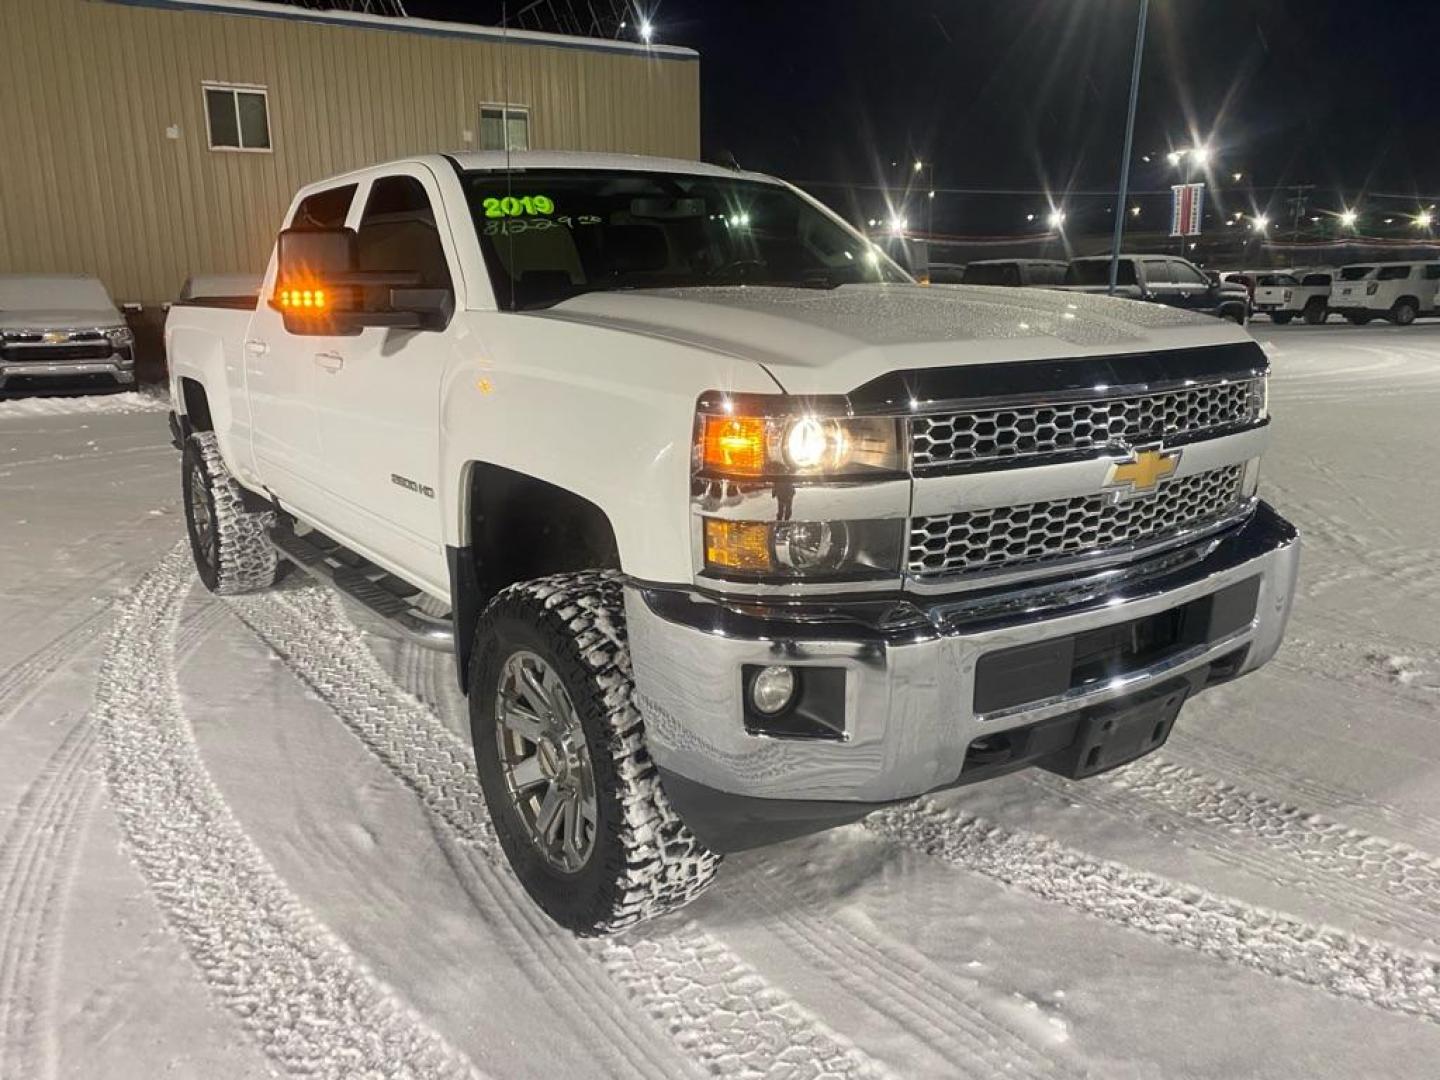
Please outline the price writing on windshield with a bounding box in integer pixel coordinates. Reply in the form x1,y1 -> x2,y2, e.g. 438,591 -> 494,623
482,195 -> 555,218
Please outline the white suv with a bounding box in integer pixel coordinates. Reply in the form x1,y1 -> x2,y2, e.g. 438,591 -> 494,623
1330,261 -> 1440,325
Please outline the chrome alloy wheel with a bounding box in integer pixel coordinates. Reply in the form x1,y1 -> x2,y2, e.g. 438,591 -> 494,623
494,651 -> 598,873
189,465 -> 216,567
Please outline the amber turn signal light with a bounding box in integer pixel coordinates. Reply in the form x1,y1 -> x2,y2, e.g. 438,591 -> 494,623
703,518 -> 772,572
276,285 -> 328,312
701,415 -> 766,475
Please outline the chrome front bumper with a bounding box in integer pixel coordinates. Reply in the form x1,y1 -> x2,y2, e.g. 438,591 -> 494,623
0,353 -> 135,388
626,502 -> 1299,805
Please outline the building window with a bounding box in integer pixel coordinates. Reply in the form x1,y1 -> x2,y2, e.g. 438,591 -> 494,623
479,104 -> 529,152
204,83 -> 271,152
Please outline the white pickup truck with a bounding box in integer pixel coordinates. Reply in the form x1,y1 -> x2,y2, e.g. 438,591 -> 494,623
0,274 -> 137,393
166,151 -> 1300,934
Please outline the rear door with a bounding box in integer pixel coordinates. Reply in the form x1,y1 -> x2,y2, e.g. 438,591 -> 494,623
307,165 -> 462,592
245,182 -> 357,507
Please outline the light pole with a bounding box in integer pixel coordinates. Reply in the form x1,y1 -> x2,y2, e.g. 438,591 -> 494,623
1108,0 -> 1149,295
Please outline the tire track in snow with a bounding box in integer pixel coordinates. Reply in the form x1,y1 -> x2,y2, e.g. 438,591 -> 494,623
1166,729 -> 1440,852
0,579 -> 248,1080
1029,759 -> 1440,945
95,549 -> 486,1080
229,585 -> 892,1080
867,802 -> 1440,1025
0,605 -> 113,723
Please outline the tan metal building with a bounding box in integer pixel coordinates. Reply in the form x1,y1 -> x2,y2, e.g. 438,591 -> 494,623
0,0 -> 700,305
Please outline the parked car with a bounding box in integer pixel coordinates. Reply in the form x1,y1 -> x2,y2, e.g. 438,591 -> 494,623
1251,271 -> 1332,324
959,259 -> 1068,287
165,152 -> 1298,934
1330,261 -> 1440,325
926,262 -> 967,284
0,274 -> 136,393
1064,256 -> 1250,323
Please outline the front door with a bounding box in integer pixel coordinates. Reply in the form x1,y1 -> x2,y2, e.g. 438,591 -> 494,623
1169,259 -> 1218,315
306,166 -> 461,594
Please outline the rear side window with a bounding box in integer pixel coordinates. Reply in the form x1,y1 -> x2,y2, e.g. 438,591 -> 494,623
1377,265 -> 1412,280
355,175 -> 453,294
1424,265 -> 1440,280
1301,273 -> 1331,287
1340,266 -> 1376,280
962,263 -> 1021,286
292,184 -> 357,230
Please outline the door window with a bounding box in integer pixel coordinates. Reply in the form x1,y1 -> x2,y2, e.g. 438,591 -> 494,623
354,175 -> 454,320
1377,265 -> 1412,280
1142,260 -> 1173,285
291,184 -> 357,229
1170,262 -> 1210,287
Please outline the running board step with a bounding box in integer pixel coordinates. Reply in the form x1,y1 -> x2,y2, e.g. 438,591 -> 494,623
269,523 -> 455,653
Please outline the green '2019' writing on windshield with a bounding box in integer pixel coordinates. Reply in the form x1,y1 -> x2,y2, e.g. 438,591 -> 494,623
482,194 -> 555,218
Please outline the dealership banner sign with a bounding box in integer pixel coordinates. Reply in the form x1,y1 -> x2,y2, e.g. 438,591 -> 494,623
1170,183 -> 1205,237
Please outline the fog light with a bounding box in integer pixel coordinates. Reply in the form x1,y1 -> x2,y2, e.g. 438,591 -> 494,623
750,665 -> 796,715
773,521 -> 846,571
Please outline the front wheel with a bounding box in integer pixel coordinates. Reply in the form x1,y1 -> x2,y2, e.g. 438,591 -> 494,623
1391,300 -> 1418,326
1271,312 -> 1293,325
470,572 -> 720,935
182,431 -> 279,595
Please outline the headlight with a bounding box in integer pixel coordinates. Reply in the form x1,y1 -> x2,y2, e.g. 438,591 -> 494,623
697,409 -> 903,479
702,517 -> 903,579
105,326 -> 134,347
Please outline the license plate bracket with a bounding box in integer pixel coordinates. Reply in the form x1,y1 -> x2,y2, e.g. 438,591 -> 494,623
1038,682 -> 1188,780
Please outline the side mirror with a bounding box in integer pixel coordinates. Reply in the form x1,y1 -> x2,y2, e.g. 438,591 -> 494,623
271,227 -> 450,334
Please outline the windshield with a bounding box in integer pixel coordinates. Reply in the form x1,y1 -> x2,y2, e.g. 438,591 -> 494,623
1259,274 -> 1299,286
461,169 -> 909,310
1064,260 -> 1136,286
1339,265 -> 1376,280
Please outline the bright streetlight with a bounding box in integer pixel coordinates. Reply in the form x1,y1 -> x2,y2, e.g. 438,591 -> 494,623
1340,209 -> 1358,228
913,160 -> 924,174
1188,145 -> 1212,166
638,19 -> 654,42
1048,210 -> 1066,229
1251,214 -> 1269,232
1416,210 -> 1434,228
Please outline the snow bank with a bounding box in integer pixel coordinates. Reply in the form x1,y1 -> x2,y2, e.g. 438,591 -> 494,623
0,389 -> 168,418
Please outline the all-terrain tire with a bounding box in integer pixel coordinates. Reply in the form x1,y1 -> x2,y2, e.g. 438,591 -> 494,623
182,431 -> 280,595
470,571 -> 720,935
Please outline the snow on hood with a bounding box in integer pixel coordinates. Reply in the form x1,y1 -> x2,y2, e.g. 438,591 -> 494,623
0,276 -> 122,329
532,284 -> 1247,395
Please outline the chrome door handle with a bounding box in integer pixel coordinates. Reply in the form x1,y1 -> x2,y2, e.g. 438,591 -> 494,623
244,339 -> 269,356
314,351 -> 344,373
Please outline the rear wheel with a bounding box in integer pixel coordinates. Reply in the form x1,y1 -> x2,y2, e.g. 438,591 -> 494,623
1303,299 -> 1328,325
470,571 -> 720,935
1391,299 -> 1418,326
182,431 -> 279,595
1271,312 -> 1293,325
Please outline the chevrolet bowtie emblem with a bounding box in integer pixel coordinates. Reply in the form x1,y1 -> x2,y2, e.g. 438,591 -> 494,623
42,331 -> 69,344
1105,447 -> 1181,500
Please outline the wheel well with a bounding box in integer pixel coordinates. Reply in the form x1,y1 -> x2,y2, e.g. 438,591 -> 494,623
180,378 -> 214,433
1395,295 -> 1420,308
449,463 -> 621,691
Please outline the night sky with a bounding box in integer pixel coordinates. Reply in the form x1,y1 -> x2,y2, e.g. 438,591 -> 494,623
405,0 -> 1440,234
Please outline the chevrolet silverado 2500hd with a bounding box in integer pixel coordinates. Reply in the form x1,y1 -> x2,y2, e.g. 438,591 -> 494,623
166,152 -> 1299,935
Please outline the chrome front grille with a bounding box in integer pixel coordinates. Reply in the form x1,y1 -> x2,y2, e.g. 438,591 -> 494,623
911,379 -> 1263,472
909,464 -> 1247,577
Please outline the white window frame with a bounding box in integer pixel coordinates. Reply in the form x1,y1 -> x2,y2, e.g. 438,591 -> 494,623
478,102 -> 531,152
202,81 -> 272,154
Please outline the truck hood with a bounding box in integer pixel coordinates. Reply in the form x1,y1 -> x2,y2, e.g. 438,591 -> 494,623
531,284 -> 1245,395
0,306 -> 124,331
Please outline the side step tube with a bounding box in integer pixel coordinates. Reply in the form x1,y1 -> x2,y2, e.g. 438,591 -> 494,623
269,524 -> 455,653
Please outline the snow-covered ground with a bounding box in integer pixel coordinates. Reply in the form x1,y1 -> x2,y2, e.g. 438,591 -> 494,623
3,322 -> 1439,1080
